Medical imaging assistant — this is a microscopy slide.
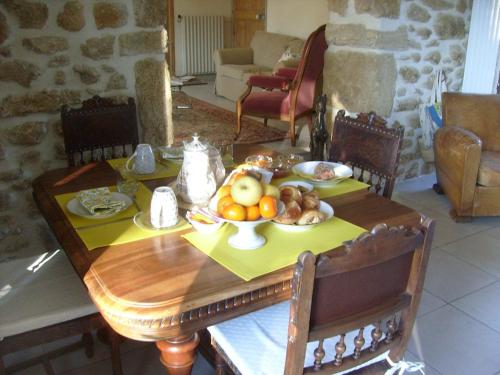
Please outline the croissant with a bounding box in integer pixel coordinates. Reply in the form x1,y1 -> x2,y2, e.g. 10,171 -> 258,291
279,185 -> 302,205
296,209 -> 327,225
273,201 -> 302,224
302,191 -> 320,210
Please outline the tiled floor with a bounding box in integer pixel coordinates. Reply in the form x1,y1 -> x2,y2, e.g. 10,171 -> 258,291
5,79 -> 500,374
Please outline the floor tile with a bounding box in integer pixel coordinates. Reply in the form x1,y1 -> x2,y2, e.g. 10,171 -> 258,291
408,305 -> 500,375
404,350 -> 442,375
452,280 -> 500,334
417,290 -> 446,317
423,248 -> 496,302
441,233 -> 500,277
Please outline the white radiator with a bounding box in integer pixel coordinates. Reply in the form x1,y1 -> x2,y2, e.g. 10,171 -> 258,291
178,15 -> 224,75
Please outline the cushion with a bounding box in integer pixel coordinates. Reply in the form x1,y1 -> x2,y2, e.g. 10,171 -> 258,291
208,301 -> 389,375
251,31 -> 297,69
241,90 -> 310,118
219,64 -> 264,80
0,250 -> 97,338
478,151 -> 500,187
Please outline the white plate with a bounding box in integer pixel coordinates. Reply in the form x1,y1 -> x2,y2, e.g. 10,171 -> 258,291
292,161 -> 353,186
278,180 -> 314,193
157,145 -> 183,160
272,201 -> 334,232
66,192 -> 132,219
133,211 -> 181,231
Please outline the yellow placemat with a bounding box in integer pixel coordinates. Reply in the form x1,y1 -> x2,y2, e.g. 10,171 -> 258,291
55,183 -> 191,250
272,175 -> 369,199
107,158 -> 181,180
183,218 -> 366,281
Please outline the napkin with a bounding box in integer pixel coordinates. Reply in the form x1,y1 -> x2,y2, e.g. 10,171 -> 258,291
77,187 -> 126,215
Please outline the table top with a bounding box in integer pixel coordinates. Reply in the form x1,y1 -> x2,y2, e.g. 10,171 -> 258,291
32,147 -> 421,341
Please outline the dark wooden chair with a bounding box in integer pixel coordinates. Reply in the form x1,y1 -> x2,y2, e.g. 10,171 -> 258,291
61,95 -> 139,166
236,25 -> 328,146
209,216 -> 435,375
329,110 -> 404,198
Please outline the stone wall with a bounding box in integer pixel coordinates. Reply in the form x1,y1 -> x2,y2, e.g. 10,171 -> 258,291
0,0 -> 171,260
325,0 -> 472,178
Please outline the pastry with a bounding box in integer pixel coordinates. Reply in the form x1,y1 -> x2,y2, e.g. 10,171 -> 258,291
279,185 -> 302,205
273,201 -> 302,224
313,162 -> 336,180
302,191 -> 320,210
296,209 -> 327,225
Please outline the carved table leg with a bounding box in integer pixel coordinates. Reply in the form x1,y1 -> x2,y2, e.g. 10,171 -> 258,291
156,333 -> 200,375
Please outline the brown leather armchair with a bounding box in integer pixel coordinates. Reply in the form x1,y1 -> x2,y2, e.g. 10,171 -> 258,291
434,92 -> 500,221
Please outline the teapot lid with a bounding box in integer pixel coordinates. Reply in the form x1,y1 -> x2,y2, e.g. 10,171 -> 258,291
183,133 -> 207,152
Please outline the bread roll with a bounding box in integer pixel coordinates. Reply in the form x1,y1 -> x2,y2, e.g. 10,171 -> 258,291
279,185 -> 302,205
273,201 -> 302,224
302,191 -> 320,210
297,209 -> 327,225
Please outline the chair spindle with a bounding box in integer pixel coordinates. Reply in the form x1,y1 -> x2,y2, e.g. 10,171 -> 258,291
334,333 -> 346,366
370,321 -> 383,352
313,339 -> 325,370
353,327 -> 365,359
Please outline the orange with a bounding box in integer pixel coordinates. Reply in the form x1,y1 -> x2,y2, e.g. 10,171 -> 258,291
217,195 -> 234,216
217,185 -> 232,198
246,205 -> 261,221
259,196 -> 278,219
222,203 -> 247,221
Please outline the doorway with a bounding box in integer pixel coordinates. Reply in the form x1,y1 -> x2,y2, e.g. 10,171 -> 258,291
233,0 -> 266,48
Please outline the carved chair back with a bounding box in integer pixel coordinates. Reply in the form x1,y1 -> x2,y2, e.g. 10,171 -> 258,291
285,216 -> 435,374
329,110 -> 404,198
61,96 -> 139,166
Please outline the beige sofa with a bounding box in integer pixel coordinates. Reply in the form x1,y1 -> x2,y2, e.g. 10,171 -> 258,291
213,31 -> 304,101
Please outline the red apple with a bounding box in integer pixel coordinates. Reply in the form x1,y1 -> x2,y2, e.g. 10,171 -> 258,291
231,176 -> 263,207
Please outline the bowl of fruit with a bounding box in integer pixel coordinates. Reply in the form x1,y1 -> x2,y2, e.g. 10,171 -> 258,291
210,170 -> 283,250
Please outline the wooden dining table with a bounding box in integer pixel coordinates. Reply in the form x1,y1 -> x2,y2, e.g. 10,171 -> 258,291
32,144 -> 422,374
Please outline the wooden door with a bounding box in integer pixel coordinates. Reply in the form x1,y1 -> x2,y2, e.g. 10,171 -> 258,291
166,0 -> 175,75
233,0 -> 266,48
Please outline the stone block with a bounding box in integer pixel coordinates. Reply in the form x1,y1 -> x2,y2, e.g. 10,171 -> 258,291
0,45 -> 11,57
327,24 -> 409,50
424,51 -> 441,65
11,178 -> 32,191
7,121 -> 47,145
421,65 -> 433,74
434,14 -> 466,39
0,214 -> 22,239
0,59 -> 40,87
93,1 -> 128,29
407,3 -> 430,22
0,168 -> 22,181
22,36 -> 69,55
395,98 -> 419,112
411,53 -> 421,62
449,44 -> 465,65
0,10 -> 8,44
416,27 -> 432,40
2,0 -> 48,28
133,0 -> 167,27
20,149 -> 41,163
323,50 -> 396,117
101,64 -> 115,73
456,0 -> 468,13
80,35 -> 115,60
134,58 -> 170,145
119,30 -> 167,56
73,64 -> 100,84
354,0 -> 400,18
399,66 -> 420,83
422,0 -> 453,10
404,161 -> 420,179
57,0 -> 84,31
48,55 -> 70,67
328,0 -> 348,15
0,90 -> 81,117
0,143 -> 4,160
54,70 -> 65,85
106,73 -> 126,90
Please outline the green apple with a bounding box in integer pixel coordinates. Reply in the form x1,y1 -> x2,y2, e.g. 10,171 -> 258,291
262,183 -> 280,199
231,176 -> 263,206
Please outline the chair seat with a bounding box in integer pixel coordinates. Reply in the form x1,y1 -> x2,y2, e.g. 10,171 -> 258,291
0,250 -> 97,339
220,64 -> 270,80
208,301 -> 388,375
241,91 -> 292,117
478,151 -> 500,187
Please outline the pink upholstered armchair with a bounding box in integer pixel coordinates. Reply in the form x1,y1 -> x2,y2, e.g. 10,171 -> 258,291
235,25 -> 328,146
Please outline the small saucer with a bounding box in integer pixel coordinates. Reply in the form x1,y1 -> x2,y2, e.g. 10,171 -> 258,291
133,211 -> 180,231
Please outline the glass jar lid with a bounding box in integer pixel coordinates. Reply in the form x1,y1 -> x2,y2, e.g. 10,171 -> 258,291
183,133 -> 207,152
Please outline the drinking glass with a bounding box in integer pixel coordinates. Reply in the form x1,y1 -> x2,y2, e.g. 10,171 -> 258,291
150,186 -> 178,229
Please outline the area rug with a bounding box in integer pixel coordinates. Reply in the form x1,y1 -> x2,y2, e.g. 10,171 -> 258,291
172,92 -> 288,145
